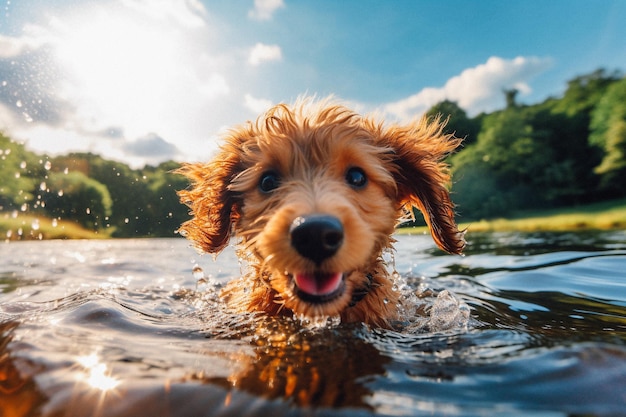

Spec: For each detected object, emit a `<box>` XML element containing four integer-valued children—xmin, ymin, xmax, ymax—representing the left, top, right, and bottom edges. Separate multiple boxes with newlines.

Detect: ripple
<box><xmin>1</xmin><ymin>233</ymin><xmax>626</xmax><ymax>416</ymax></box>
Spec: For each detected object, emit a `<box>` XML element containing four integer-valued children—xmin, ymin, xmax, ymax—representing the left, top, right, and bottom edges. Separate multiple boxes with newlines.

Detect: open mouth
<box><xmin>292</xmin><ymin>271</ymin><xmax>345</xmax><ymax>304</ymax></box>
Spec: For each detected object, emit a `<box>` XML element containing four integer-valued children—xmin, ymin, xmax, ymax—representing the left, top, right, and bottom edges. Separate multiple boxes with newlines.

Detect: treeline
<box><xmin>428</xmin><ymin>68</ymin><xmax>626</xmax><ymax>220</ymax></box>
<box><xmin>0</xmin><ymin>143</ymin><xmax>189</xmax><ymax>237</ymax></box>
<box><xmin>1</xmin><ymin>68</ymin><xmax>625</xmax><ymax>237</ymax></box>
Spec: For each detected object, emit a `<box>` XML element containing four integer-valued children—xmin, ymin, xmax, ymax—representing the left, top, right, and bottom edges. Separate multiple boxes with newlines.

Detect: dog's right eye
<box><xmin>259</xmin><ymin>171</ymin><xmax>281</xmax><ymax>193</ymax></box>
<box><xmin>345</xmin><ymin>167</ymin><xmax>367</xmax><ymax>189</ymax></box>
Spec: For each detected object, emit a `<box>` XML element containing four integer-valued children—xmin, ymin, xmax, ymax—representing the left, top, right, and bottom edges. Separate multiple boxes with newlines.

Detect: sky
<box><xmin>0</xmin><ymin>0</ymin><xmax>625</xmax><ymax>168</ymax></box>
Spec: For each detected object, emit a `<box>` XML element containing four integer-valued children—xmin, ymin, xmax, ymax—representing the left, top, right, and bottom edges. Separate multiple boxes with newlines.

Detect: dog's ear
<box><xmin>176</xmin><ymin>146</ymin><xmax>242</xmax><ymax>254</ymax></box>
<box><xmin>382</xmin><ymin>116</ymin><xmax>465</xmax><ymax>254</ymax></box>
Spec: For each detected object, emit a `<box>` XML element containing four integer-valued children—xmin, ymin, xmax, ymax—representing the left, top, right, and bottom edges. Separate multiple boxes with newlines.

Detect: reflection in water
<box><xmin>0</xmin><ymin>232</ymin><xmax>624</xmax><ymax>416</ymax></box>
<box><xmin>76</xmin><ymin>353</ymin><xmax>120</xmax><ymax>392</ymax></box>
<box><xmin>0</xmin><ymin>321</ymin><xmax>48</xmax><ymax>417</ymax></box>
<box><xmin>201</xmin><ymin>320</ymin><xmax>389</xmax><ymax>409</ymax></box>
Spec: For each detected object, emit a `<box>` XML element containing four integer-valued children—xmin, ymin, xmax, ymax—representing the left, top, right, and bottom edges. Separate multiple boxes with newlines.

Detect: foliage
<box><xmin>42</xmin><ymin>171</ymin><xmax>112</xmax><ymax>231</ymax></box>
<box><xmin>441</xmin><ymin>68</ymin><xmax>624</xmax><ymax>221</ymax></box>
<box><xmin>49</xmin><ymin>154</ymin><xmax>190</xmax><ymax>237</ymax></box>
<box><xmin>425</xmin><ymin>100</ymin><xmax>481</xmax><ymax>146</ymax></box>
<box><xmin>589</xmin><ymin>77</ymin><xmax>626</xmax><ymax>196</ymax></box>
<box><xmin>0</xmin><ymin>133</ymin><xmax>45</xmax><ymax>211</ymax></box>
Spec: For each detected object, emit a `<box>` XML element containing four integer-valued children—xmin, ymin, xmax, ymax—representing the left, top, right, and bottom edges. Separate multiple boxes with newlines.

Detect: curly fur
<box><xmin>177</xmin><ymin>97</ymin><xmax>465</xmax><ymax>328</ymax></box>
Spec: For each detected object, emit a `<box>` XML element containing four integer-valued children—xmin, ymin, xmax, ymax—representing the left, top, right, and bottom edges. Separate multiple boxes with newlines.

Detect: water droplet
<box><xmin>39</xmin><ymin>182</ymin><xmax>47</xmax><ymax>191</ymax></box>
<box><xmin>20</xmin><ymin>203</ymin><xmax>27</xmax><ymax>212</ymax></box>
<box><xmin>31</xmin><ymin>219</ymin><xmax>40</xmax><ymax>231</ymax></box>
<box><xmin>124</xmin><ymin>218</ymin><xmax>129</xmax><ymax>224</ymax></box>
<box><xmin>86</xmin><ymin>207</ymin><xmax>91</xmax><ymax>215</ymax></box>
<box><xmin>19</xmin><ymin>161</ymin><xmax>26</xmax><ymax>169</ymax></box>
<box><xmin>192</xmin><ymin>265</ymin><xmax>205</xmax><ymax>280</ymax></box>
<box><xmin>15</xmin><ymin>99</ymin><xmax>22</xmax><ymax>108</ymax></box>
<box><xmin>63</xmin><ymin>167</ymin><xmax>69</xmax><ymax>174</ymax></box>
<box><xmin>57</xmin><ymin>190</ymin><xmax>64</xmax><ymax>197</ymax></box>
<box><xmin>14</xmin><ymin>172</ymin><xmax>20</xmax><ymax>178</ymax></box>
<box><xmin>44</xmin><ymin>160</ymin><xmax>52</xmax><ymax>170</ymax></box>
<box><xmin>52</xmin><ymin>218</ymin><xmax>58</xmax><ymax>227</ymax></box>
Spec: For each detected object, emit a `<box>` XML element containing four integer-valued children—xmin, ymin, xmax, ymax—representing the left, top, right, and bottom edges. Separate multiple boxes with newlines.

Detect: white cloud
<box><xmin>120</xmin><ymin>0</ymin><xmax>209</xmax><ymax>28</ymax></box>
<box><xmin>248</xmin><ymin>0</ymin><xmax>285</xmax><ymax>20</ymax></box>
<box><xmin>244</xmin><ymin>94</ymin><xmax>273</xmax><ymax>114</ymax></box>
<box><xmin>0</xmin><ymin>33</ymin><xmax>44</xmax><ymax>58</ymax></box>
<box><xmin>248</xmin><ymin>43</ymin><xmax>282</xmax><ymax>66</ymax></box>
<box><xmin>384</xmin><ymin>56</ymin><xmax>553</xmax><ymax>120</ymax></box>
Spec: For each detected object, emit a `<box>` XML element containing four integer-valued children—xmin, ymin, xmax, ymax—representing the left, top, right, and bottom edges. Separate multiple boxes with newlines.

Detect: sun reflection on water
<box><xmin>76</xmin><ymin>353</ymin><xmax>120</xmax><ymax>392</ymax></box>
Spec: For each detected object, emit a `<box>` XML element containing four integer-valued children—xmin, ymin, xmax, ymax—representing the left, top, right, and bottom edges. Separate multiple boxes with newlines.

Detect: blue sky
<box><xmin>0</xmin><ymin>0</ymin><xmax>625</xmax><ymax>167</ymax></box>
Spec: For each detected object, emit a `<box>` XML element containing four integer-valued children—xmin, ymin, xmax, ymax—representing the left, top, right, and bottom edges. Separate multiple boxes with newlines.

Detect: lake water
<box><xmin>1</xmin><ymin>231</ymin><xmax>626</xmax><ymax>416</ymax></box>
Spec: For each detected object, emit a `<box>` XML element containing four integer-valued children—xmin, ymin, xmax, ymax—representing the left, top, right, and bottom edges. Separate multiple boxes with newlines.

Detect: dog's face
<box><xmin>178</xmin><ymin>99</ymin><xmax>464</xmax><ymax>320</ymax></box>
<box><xmin>228</xmin><ymin>120</ymin><xmax>399</xmax><ymax>318</ymax></box>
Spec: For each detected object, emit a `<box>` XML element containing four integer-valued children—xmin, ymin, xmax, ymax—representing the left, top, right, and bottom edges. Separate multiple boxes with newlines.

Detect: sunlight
<box><xmin>76</xmin><ymin>353</ymin><xmax>120</xmax><ymax>392</ymax></box>
<box><xmin>50</xmin><ymin>4</ymin><xmax>194</xmax><ymax>134</ymax></box>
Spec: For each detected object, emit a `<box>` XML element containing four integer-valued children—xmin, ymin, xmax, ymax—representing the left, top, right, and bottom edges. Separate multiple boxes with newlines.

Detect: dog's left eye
<box><xmin>345</xmin><ymin>167</ymin><xmax>367</xmax><ymax>189</ymax></box>
<box><xmin>259</xmin><ymin>171</ymin><xmax>281</xmax><ymax>193</ymax></box>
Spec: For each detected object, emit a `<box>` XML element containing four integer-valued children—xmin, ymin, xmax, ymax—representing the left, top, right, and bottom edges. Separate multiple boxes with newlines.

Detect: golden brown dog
<box><xmin>177</xmin><ymin>97</ymin><xmax>465</xmax><ymax>328</ymax></box>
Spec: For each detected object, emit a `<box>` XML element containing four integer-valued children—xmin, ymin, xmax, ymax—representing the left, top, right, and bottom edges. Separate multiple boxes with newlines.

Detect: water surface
<box><xmin>1</xmin><ymin>231</ymin><xmax>626</xmax><ymax>416</ymax></box>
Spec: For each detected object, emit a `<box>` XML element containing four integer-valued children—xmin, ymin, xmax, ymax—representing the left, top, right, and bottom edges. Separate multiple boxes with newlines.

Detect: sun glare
<box><xmin>76</xmin><ymin>353</ymin><xmax>120</xmax><ymax>392</ymax></box>
<box><xmin>51</xmin><ymin>4</ymin><xmax>189</xmax><ymax>132</ymax></box>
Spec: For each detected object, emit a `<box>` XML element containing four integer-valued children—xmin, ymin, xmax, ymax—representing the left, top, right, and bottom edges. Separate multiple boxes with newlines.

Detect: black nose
<box><xmin>289</xmin><ymin>215</ymin><xmax>344</xmax><ymax>264</ymax></box>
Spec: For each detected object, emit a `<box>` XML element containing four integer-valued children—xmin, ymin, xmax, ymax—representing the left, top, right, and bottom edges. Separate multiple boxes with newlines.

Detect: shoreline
<box><xmin>3</xmin><ymin>198</ymin><xmax>626</xmax><ymax>240</ymax></box>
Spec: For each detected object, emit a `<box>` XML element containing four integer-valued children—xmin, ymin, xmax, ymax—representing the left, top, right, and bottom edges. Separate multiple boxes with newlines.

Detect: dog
<box><xmin>177</xmin><ymin>97</ymin><xmax>465</xmax><ymax>328</ymax></box>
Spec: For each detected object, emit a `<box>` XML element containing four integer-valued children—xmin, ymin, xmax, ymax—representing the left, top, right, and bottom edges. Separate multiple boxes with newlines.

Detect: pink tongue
<box><xmin>294</xmin><ymin>272</ymin><xmax>343</xmax><ymax>296</ymax></box>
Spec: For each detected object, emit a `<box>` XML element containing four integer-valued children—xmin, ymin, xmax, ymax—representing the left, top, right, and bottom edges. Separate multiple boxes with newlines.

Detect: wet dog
<box><xmin>177</xmin><ymin>98</ymin><xmax>465</xmax><ymax>328</ymax></box>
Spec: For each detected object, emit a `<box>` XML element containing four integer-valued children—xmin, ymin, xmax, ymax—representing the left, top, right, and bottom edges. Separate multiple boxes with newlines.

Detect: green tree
<box><xmin>50</xmin><ymin>154</ymin><xmax>190</xmax><ymax>237</ymax></box>
<box><xmin>503</xmin><ymin>88</ymin><xmax>519</xmax><ymax>109</ymax></box>
<box><xmin>54</xmin><ymin>153</ymin><xmax>153</xmax><ymax>236</ymax></box>
<box><xmin>425</xmin><ymin>100</ymin><xmax>481</xmax><ymax>146</ymax></box>
<box><xmin>140</xmin><ymin>161</ymin><xmax>190</xmax><ymax>237</ymax></box>
<box><xmin>0</xmin><ymin>133</ymin><xmax>46</xmax><ymax>211</ymax></box>
<box><xmin>589</xmin><ymin>77</ymin><xmax>626</xmax><ymax>196</ymax></box>
<box><xmin>451</xmin><ymin>109</ymin><xmax>547</xmax><ymax>218</ymax></box>
<box><xmin>552</xmin><ymin>69</ymin><xmax>621</xmax><ymax>117</ymax></box>
<box><xmin>526</xmin><ymin>101</ymin><xmax>599</xmax><ymax>203</ymax></box>
<box><xmin>43</xmin><ymin>171</ymin><xmax>112</xmax><ymax>230</ymax></box>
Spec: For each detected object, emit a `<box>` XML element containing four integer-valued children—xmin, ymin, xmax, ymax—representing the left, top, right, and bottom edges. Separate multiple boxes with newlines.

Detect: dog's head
<box><xmin>178</xmin><ymin>98</ymin><xmax>464</xmax><ymax>319</ymax></box>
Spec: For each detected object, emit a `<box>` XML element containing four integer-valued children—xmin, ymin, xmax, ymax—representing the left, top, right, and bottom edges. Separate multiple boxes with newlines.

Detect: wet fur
<box><xmin>177</xmin><ymin>98</ymin><xmax>465</xmax><ymax>328</ymax></box>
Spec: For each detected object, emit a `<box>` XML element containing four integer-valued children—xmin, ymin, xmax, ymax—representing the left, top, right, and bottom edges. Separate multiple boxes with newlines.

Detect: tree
<box><xmin>589</xmin><ymin>77</ymin><xmax>626</xmax><ymax>196</ymax></box>
<box><xmin>425</xmin><ymin>100</ymin><xmax>481</xmax><ymax>146</ymax></box>
<box><xmin>140</xmin><ymin>161</ymin><xmax>190</xmax><ymax>237</ymax></box>
<box><xmin>553</xmin><ymin>69</ymin><xmax>621</xmax><ymax>117</ymax></box>
<box><xmin>0</xmin><ymin>133</ymin><xmax>46</xmax><ymax>211</ymax></box>
<box><xmin>503</xmin><ymin>88</ymin><xmax>519</xmax><ymax>109</ymax></box>
<box><xmin>43</xmin><ymin>171</ymin><xmax>112</xmax><ymax>230</ymax></box>
<box><xmin>451</xmin><ymin>109</ymin><xmax>546</xmax><ymax>218</ymax></box>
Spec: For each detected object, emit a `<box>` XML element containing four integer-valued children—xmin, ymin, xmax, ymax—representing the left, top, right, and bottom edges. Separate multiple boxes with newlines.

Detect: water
<box><xmin>1</xmin><ymin>231</ymin><xmax>626</xmax><ymax>416</ymax></box>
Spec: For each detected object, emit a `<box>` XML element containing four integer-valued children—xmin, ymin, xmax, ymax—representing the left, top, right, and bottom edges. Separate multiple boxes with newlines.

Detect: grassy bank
<box><xmin>3</xmin><ymin>198</ymin><xmax>625</xmax><ymax>240</ymax></box>
<box><xmin>399</xmin><ymin>198</ymin><xmax>626</xmax><ymax>234</ymax></box>
<box><xmin>0</xmin><ymin>213</ymin><xmax>109</xmax><ymax>240</ymax></box>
